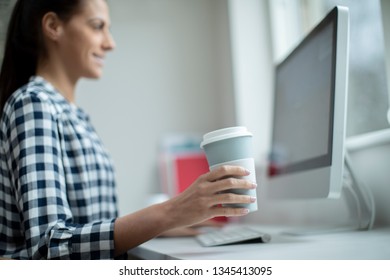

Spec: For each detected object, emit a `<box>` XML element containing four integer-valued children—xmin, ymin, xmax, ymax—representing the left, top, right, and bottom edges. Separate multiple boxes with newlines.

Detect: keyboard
<box><xmin>196</xmin><ymin>226</ymin><xmax>271</xmax><ymax>247</ymax></box>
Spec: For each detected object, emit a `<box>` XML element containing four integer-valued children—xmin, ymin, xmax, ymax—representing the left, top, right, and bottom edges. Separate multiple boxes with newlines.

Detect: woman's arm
<box><xmin>114</xmin><ymin>166</ymin><xmax>256</xmax><ymax>256</ymax></box>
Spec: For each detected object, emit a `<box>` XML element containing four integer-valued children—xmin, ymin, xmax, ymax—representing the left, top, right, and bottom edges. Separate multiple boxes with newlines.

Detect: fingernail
<box><xmin>250</xmin><ymin>196</ymin><xmax>257</xmax><ymax>202</ymax></box>
<box><xmin>251</xmin><ymin>182</ymin><xmax>257</xmax><ymax>189</ymax></box>
<box><xmin>241</xmin><ymin>208</ymin><xmax>250</xmax><ymax>214</ymax></box>
<box><xmin>244</xmin><ymin>169</ymin><xmax>251</xmax><ymax>175</ymax></box>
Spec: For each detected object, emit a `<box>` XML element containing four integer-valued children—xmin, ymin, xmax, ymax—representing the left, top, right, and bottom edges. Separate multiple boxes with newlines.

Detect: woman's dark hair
<box><xmin>0</xmin><ymin>0</ymin><xmax>84</xmax><ymax>112</ymax></box>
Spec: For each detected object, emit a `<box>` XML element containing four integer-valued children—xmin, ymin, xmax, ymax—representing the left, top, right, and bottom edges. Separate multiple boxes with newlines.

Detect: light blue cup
<box><xmin>200</xmin><ymin>127</ymin><xmax>254</xmax><ymax>166</ymax></box>
<box><xmin>200</xmin><ymin>126</ymin><xmax>257</xmax><ymax>212</ymax></box>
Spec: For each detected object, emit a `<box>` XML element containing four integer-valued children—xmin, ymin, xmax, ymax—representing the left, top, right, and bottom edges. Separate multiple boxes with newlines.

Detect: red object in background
<box><xmin>174</xmin><ymin>153</ymin><xmax>209</xmax><ymax>194</ymax></box>
<box><xmin>173</xmin><ymin>153</ymin><xmax>228</xmax><ymax>223</ymax></box>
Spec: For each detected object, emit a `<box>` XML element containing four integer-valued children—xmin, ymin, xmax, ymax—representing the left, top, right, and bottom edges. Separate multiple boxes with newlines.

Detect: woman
<box><xmin>0</xmin><ymin>0</ymin><xmax>256</xmax><ymax>259</ymax></box>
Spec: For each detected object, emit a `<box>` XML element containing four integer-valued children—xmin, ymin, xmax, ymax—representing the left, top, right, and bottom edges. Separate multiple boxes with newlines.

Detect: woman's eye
<box><xmin>94</xmin><ymin>24</ymin><xmax>104</xmax><ymax>30</ymax></box>
<box><xmin>91</xmin><ymin>21</ymin><xmax>104</xmax><ymax>30</ymax></box>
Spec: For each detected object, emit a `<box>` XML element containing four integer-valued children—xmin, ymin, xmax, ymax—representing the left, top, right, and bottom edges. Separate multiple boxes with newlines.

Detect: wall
<box><xmin>228</xmin><ymin>0</ymin><xmax>274</xmax><ymax>164</ymax></box>
<box><xmin>76</xmin><ymin>0</ymin><xmax>235</xmax><ymax>215</ymax></box>
<box><xmin>0</xmin><ymin>0</ymin><xmax>17</xmax><ymax>62</ymax></box>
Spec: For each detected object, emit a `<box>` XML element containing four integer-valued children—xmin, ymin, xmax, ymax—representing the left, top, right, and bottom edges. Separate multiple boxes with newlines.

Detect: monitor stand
<box><xmin>279</xmin><ymin>150</ymin><xmax>375</xmax><ymax>236</ymax></box>
<box><xmin>343</xmin><ymin>151</ymin><xmax>375</xmax><ymax>230</ymax></box>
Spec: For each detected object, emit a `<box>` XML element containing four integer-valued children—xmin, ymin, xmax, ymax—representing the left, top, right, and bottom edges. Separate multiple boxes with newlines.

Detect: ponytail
<box><xmin>0</xmin><ymin>0</ymin><xmax>84</xmax><ymax>113</ymax></box>
<box><xmin>0</xmin><ymin>0</ymin><xmax>38</xmax><ymax>112</ymax></box>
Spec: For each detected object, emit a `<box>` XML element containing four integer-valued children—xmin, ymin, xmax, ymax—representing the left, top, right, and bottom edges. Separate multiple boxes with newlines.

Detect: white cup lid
<box><xmin>200</xmin><ymin>126</ymin><xmax>252</xmax><ymax>148</ymax></box>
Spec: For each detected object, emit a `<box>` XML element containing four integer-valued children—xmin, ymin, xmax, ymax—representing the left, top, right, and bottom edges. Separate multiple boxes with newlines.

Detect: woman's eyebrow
<box><xmin>87</xmin><ymin>17</ymin><xmax>111</xmax><ymax>28</ymax></box>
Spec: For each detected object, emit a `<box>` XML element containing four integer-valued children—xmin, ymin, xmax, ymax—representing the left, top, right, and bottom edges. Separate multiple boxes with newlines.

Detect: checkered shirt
<box><xmin>0</xmin><ymin>76</ymin><xmax>119</xmax><ymax>259</ymax></box>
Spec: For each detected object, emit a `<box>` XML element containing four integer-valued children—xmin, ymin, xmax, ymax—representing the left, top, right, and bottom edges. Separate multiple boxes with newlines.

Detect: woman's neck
<box><xmin>36</xmin><ymin>59</ymin><xmax>78</xmax><ymax>104</ymax></box>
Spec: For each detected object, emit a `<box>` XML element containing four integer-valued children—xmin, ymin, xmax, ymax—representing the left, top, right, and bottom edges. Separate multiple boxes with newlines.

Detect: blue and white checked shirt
<box><xmin>0</xmin><ymin>76</ymin><xmax>119</xmax><ymax>259</ymax></box>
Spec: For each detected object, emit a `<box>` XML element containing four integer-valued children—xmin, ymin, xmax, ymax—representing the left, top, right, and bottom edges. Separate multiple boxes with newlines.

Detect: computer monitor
<box><xmin>266</xmin><ymin>6</ymin><xmax>349</xmax><ymax>199</ymax></box>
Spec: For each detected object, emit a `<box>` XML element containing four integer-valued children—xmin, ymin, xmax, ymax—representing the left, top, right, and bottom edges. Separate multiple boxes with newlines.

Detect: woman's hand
<box><xmin>113</xmin><ymin>165</ymin><xmax>256</xmax><ymax>256</ymax></box>
<box><xmin>161</xmin><ymin>165</ymin><xmax>257</xmax><ymax>230</ymax></box>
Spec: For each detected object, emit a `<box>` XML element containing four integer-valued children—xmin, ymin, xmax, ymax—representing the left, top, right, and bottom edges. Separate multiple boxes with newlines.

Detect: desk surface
<box><xmin>128</xmin><ymin>225</ymin><xmax>390</xmax><ymax>260</ymax></box>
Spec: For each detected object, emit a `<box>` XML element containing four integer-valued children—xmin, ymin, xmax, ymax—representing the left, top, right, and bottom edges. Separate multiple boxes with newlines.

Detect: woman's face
<box><xmin>57</xmin><ymin>0</ymin><xmax>115</xmax><ymax>80</ymax></box>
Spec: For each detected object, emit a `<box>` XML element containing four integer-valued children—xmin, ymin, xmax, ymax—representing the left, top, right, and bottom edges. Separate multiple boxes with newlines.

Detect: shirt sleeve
<box><xmin>6</xmin><ymin>93</ymin><xmax>116</xmax><ymax>259</ymax></box>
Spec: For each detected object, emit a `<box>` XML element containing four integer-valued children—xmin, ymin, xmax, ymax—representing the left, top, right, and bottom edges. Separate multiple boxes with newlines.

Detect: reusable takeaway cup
<box><xmin>200</xmin><ymin>126</ymin><xmax>258</xmax><ymax>212</ymax></box>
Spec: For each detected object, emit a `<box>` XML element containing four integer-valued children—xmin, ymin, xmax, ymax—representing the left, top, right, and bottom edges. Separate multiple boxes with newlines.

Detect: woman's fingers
<box><xmin>214</xmin><ymin>192</ymin><xmax>256</xmax><ymax>206</ymax></box>
<box><xmin>211</xmin><ymin>206</ymin><xmax>250</xmax><ymax>217</ymax></box>
<box><xmin>199</xmin><ymin>165</ymin><xmax>256</xmax><ymax>195</ymax></box>
<box><xmin>209</xmin><ymin>177</ymin><xmax>256</xmax><ymax>194</ymax></box>
<box><xmin>205</xmin><ymin>165</ymin><xmax>250</xmax><ymax>182</ymax></box>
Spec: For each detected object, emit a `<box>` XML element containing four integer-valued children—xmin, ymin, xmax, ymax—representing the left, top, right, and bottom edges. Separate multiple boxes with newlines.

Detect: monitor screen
<box><xmin>266</xmin><ymin>6</ymin><xmax>349</xmax><ymax>199</ymax></box>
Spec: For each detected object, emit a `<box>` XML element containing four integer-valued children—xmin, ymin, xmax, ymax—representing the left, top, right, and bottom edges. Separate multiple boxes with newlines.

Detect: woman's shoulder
<box><xmin>4</xmin><ymin>76</ymin><xmax>71</xmax><ymax>119</ymax></box>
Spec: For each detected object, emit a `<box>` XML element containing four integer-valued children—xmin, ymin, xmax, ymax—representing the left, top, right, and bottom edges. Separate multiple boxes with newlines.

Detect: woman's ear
<box><xmin>41</xmin><ymin>12</ymin><xmax>63</xmax><ymax>41</ymax></box>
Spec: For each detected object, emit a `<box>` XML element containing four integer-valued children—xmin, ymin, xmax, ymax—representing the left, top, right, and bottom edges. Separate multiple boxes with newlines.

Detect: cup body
<box><xmin>200</xmin><ymin>127</ymin><xmax>257</xmax><ymax>212</ymax></box>
<box><xmin>210</xmin><ymin>158</ymin><xmax>258</xmax><ymax>212</ymax></box>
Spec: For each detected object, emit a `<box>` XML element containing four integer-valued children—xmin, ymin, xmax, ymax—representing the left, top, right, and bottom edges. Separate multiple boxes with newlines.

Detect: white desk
<box><xmin>128</xmin><ymin>225</ymin><xmax>390</xmax><ymax>260</ymax></box>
